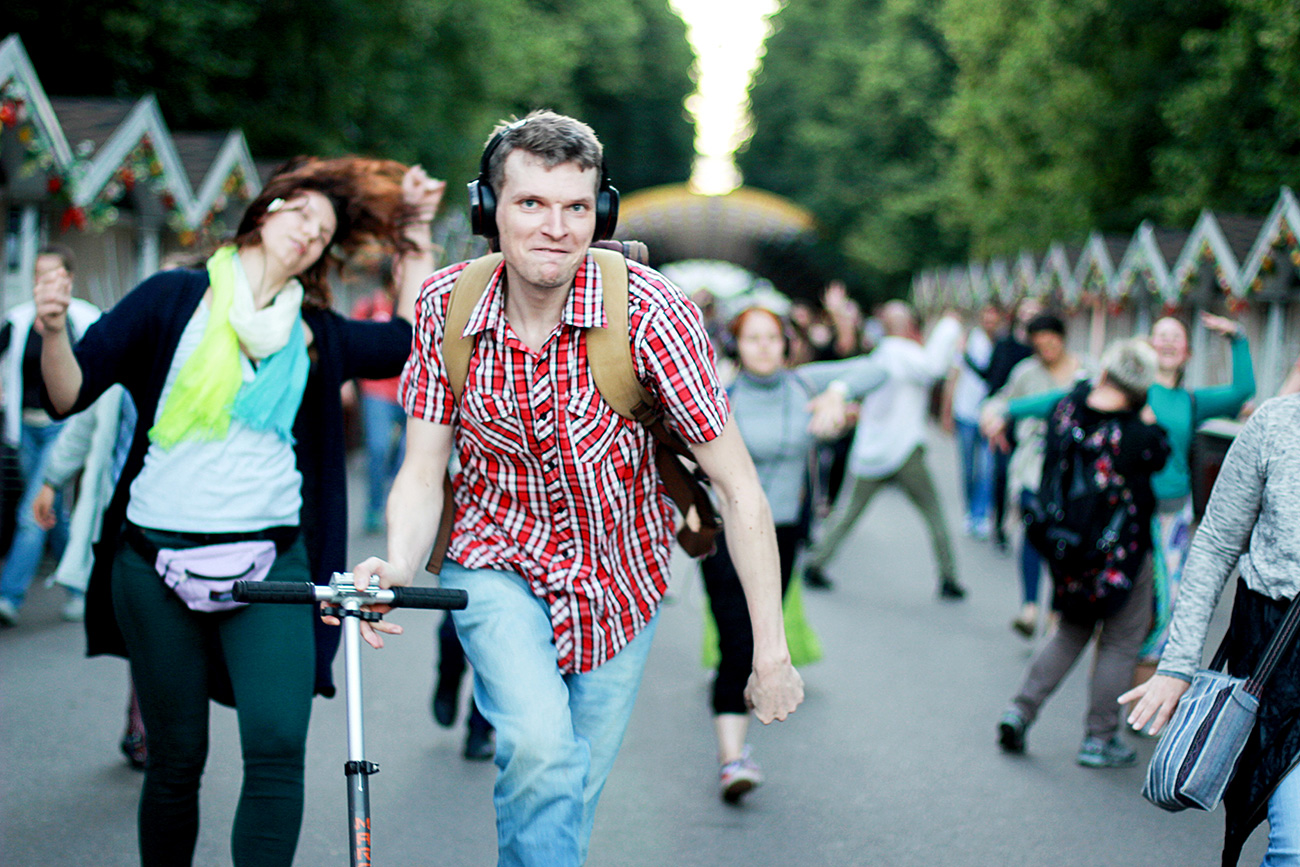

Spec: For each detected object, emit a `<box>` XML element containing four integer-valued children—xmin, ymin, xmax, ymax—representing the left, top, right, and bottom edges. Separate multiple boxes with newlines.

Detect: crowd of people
<box><xmin>2</xmin><ymin>104</ymin><xmax>1298</xmax><ymax>866</ymax></box>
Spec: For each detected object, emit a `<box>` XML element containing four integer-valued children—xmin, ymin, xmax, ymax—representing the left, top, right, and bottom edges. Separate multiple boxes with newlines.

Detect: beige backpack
<box><xmin>425</xmin><ymin>245</ymin><xmax>721</xmax><ymax>574</ymax></box>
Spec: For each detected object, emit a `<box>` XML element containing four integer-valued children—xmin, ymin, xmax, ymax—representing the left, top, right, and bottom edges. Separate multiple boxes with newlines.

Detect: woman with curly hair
<box><xmin>36</xmin><ymin>156</ymin><xmax>444</xmax><ymax>867</ymax></box>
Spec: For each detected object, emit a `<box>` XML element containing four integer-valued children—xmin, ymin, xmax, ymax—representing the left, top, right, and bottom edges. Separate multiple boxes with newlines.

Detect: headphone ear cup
<box><xmin>468</xmin><ymin>178</ymin><xmax>497</xmax><ymax>238</ymax></box>
<box><xmin>594</xmin><ymin>184</ymin><xmax>619</xmax><ymax>241</ymax></box>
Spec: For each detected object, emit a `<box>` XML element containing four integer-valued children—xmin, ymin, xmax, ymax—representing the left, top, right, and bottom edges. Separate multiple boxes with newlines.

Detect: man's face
<box><xmin>496</xmin><ymin>149</ymin><xmax>598</xmax><ymax>296</ymax></box>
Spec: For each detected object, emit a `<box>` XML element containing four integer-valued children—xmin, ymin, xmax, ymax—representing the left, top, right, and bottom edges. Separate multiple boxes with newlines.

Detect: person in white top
<box><xmin>803</xmin><ymin>301</ymin><xmax>966</xmax><ymax>599</ymax></box>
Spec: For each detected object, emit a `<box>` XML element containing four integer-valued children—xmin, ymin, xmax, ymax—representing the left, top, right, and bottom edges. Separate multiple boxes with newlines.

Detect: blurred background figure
<box><xmin>802</xmin><ymin>302</ymin><xmax>966</xmax><ymax>600</ymax></box>
<box><xmin>700</xmin><ymin>306</ymin><xmax>822</xmax><ymax>804</ymax></box>
<box><xmin>0</xmin><ymin>246</ymin><xmax>101</xmax><ymax>625</ymax></box>
<box><xmin>944</xmin><ymin>303</ymin><xmax>1003</xmax><ymax>540</ymax></box>
<box><xmin>351</xmin><ymin>256</ymin><xmax>412</xmax><ymax>534</ymax></box>
<box><xmin>997</xmin><ymin>339</ymin><xmax>1167</xmax><ymax>769</ymax></box>
<box><xmin>981</xmin><ymin>312</ymin><xmax>1090</xmax><ymax>638</ymax></box>
<box><xmin>967</xmin><ymin>298</ymin><xmax>1040</xmax><ymax>551</ymax></box>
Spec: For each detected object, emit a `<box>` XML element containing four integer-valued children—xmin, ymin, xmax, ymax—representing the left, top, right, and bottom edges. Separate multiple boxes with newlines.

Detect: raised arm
<box><xmin>1192</xmin><ymin>315</ymin><xmax>1254</xmax><ymax>421</ymax></box>
<box><xmin>34</xmin><ymin>260</ymin><xmax>83</xmax><ymax>413</ymax></box>
<box><xmin>692</xmin><ymin>419</ymin><xmax>804</xmax><ymax>723</ymax></box>
<box><xmin>393</xmin><ymin>165</ymin><xmax>446</xmax><ymax>324</ymax></box>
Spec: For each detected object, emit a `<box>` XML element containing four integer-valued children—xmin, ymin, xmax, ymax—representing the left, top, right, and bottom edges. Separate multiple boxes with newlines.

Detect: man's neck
<box><xmin>502</xmin><ymin>272</ymin><xmax>572</xmax><ymax>354</ymax></box>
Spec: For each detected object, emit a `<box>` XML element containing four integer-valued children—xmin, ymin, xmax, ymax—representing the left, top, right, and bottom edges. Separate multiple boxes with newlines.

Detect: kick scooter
<box><xmin>233</xmin><ymin>574</ymin><xmax>467</xmax><ymax>867</ymax></box>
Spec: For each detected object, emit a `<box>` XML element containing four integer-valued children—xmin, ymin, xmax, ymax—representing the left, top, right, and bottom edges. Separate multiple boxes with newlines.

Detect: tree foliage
<box><xmin>739</xmin><ymin>0</ymin><xmax>962</xmax><ymax>302</ymax></box>
<box><xmin>742</xmin><ymin>0</ymin><xmax>1300</xmax><ymax>289</ymax></box>
<box><xmin>2</xmin><ymin>0</ymin><xmax>696</xmax><ymax>193</ymax></box>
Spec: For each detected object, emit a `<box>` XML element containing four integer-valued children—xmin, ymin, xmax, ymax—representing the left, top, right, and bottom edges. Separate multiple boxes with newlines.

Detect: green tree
<box><xmin>3</xmin><ymin>0</ymin><xmax>694</xmax><ymax>192</ymax></box>
<box><xmin>938</xmin><ymin>0</ymin><xmax>1225</xmax><ymax>257</ymax></box>
<box><xmin>738</xmin><ymin>0</ymin><xmax>961</xmax><ymax>301</ymax></box>
<box><xmin>1152</xmin><ymin>0</ymin><xmax>1300</xmax><ymax>223</ymax></box>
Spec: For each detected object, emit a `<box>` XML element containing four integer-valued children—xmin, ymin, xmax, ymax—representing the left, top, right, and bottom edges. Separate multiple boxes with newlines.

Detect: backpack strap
<box><xmin>442</xmin><ymin>253</ymin><xmax>504</xmax><ymax>404</ymax></box>
<box><xmin>424</xmin><ymin>249</ymin><xmax>721</xmax><ymax>574</ymax></box>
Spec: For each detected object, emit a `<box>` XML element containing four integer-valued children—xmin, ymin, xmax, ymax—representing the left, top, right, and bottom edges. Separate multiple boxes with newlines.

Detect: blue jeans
<box><xmin>1265</xmin><ymin>764</ymin><xmax>1300</xmax><ymax>866</ymax></box>
<box><xmin>361</xmin><ymin>395</ymin><xmax>405</xmax><ymax>516</ymax></box>
<box><xmin>954</xmin><ymin>419</ymin><xmax>992</xmax><ymax>526</ymax></box>
<box><xmin>439</xmin><ymin>560</ymin><xmax>659</xmax><ymax>867</ymax></box>
<box><xmin>1018</xmin><ymin>489</ymin><xmax>1044</xmax><ymax>606</ymax></box>
<box><xmin>0</xmin><ymin>421</ymin><xmax>69</xmax><ymax>606</ymax></box>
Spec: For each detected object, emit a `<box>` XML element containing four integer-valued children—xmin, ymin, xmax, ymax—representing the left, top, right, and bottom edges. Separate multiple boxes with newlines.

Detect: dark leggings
<box><xmin>112</xmin><ymin>531</ymin><xmax>315</xmax><ymax>867</ymax></box>
<box><xmin>701</xmin><ymin>525</ymin><xmax>801</xmax><ymax>715</ymax></box>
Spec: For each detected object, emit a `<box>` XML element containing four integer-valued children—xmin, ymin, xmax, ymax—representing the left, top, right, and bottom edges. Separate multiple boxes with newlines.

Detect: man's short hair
<box><xmin>485</xmin><ymin>110</ymin><xmax>604</xmax><ymax>196</ymax></box>
<box><xmin>37</xmin><ymin>244</ymin><xmax>75</xmax><ymax>274</ymax></box>
<box><xmin>1026</xmin><ymin>312</ymin><xmax>1066</xmax><ymax>337</ymax></box>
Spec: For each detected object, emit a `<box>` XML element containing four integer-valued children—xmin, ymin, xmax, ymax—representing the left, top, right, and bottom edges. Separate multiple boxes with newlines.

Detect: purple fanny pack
<box><xmin>155</xmin><ymin>541</ymin><xmax>278</xmax><ymax>612</ymax></box>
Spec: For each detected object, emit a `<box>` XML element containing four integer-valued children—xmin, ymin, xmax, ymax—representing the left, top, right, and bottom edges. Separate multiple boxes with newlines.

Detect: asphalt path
<box><xmin>0</xmin><ymin>430</ymin><xmax>1265</xmax><ymax>865</ymax></box>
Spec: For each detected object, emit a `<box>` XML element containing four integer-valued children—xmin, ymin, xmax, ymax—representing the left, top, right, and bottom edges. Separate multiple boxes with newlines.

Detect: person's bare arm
<box><xmin>34</xmin><ymin>264</ymin><xmax>83</xmax><ymax>413</ymax></box>
<box><xmin>341</xmin><ymin>416</ymin><xmax>454</xmax><ymax>648</ymax></box>
<box><xmin>692</xmin><ymin>419</ymin><xmax>804</xmax><ymax>723</ymax></box>
<box><xmin>393</xmin><ymin>166</ymin><xmax>446</xmax><ymax>324</ymax></box>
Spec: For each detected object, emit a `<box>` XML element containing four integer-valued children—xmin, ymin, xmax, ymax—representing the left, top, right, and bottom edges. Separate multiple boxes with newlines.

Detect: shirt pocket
<box><xmin>460</xmin><ymin>390</ymin><xmax>527</xmax><ymax>454</ymax></box>
<box><xmin>566</xmin><ymin>388</ymin><xmax>630</xmax><ymax>464</ymax></box>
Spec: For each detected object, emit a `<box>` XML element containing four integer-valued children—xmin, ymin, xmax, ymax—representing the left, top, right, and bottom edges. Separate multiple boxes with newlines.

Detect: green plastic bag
<box><xmin>702</xmin><ymin>571</ymin><xmax>823</xmax><ymax>669</ymax></box>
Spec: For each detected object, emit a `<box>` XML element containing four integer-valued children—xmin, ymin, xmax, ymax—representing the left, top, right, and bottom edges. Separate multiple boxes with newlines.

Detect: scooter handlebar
<box><xmin>232</xmin><ymin>581</ymin><xmax>319</xmax><ymax>604</ymax></box>
<box><xmin>231</xmin><ymin>579</ymin><xmax>467</xmax><ymax>611</ymax></box>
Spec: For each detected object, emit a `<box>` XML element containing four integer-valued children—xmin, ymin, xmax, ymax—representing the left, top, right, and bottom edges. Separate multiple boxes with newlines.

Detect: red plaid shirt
<box><xmin>399</xmin><ymin>253</ymin><xmax>729</xmax><ymax>673</ymax></box>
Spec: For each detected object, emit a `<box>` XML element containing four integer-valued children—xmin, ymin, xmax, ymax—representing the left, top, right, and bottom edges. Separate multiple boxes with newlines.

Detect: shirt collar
<box><xmin>462</xmin><ymin>252</ymin><xmax>606</xmax><ymax>340</ymax></box>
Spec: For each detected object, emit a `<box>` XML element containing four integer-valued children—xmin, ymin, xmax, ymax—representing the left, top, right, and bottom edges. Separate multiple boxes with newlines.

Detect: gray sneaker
<box><xmin>1077</xmin><ymin>735</ymin><xmax>1137</xmax><ymax>768</ymax></box>
<box><xmin>0</xmin><ymin>598</ymin><xmax>19</xmax><ymax>627</ymax></box>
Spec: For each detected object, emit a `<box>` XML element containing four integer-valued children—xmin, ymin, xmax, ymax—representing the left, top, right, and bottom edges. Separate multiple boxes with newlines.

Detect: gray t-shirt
<box><xmin>1158</xmin><ymin>394</ymin><xmax>1300</xmax><ymax>679</ymax></box>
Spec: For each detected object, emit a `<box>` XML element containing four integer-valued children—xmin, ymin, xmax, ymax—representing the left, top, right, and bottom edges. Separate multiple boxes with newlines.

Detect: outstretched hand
<box><xmin>1118</xmin><ymin>673</ymin><xmax>1190</xmax><ymax>737</ymax></box>
<box><xmin>319</xmin><ymin>555</ymin><xmax>412</xmax><ymax>650</ymax></box>
<box><xmin>807</xmin><ymin>388</ymin><xmax>848</xmax><ymax>439</ymax></box>
<box><xmin>744</xmin><ymin>658</ymin><xmax>804</xmax><ymax>724</ymax></box>
<box><xmin>1199</xmin><ymin>311</ymin><xmax>1241</xmax><ymax>339</ymax></box>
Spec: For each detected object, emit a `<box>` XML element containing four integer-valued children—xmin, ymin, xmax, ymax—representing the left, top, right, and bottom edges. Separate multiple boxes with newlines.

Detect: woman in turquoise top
<box><xmin>1005</xmin><ymin>312</ymin><xmax>1253</xmax><ymax>665</ymax></box>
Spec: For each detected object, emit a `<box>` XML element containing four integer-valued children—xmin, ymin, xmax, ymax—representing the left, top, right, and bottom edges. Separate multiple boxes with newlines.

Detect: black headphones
<box><xmin>467</xmin><ymin>118</ymin><xmax>620</xmax><ymax>241</ymax></box>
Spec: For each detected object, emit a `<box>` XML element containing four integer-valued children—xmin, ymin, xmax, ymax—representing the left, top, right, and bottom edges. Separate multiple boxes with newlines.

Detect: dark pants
<box><xmin>438</xmin><ymin>611</ymin><xmax>492</xmax><ymax>733</ymax></box>
<box><xmin>701</xmin><ymin>524</ymin><xmax>801</xmax><ymax>715</ymax></box>
<box><xmin>1011</xmin><ymin>554</ymin><xmax>1153</xmax><ymax>738</ymax></box>
<box><xmin>113</xmin><ymin>531</ymin><xmax>315</xmax><ymax>867</ymax></box>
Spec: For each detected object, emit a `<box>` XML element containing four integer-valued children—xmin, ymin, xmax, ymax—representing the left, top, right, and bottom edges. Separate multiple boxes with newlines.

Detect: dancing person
<box><xmin>346</xmin><ymin>111</ymin><xmax>803</xmax><ymax>867</ymax></box>
<box><xmin>1121</xmin><ymin>391</ymin><xmax>1300</xmax><ymax>864</ymax></box>
<box><xmin>37</xmin><ymin>157</ymin><xmax>444</xmax><ymax>867</ymax></box>
<box><xmin>0</xmin><ymin>246</ymin><xmax>100</xmax><ymax>624</ymax></box>
<box><xmin>801</xmin><ymin>301</ymin><xmax>966</xmax><ymax>600</ymax></box>
<box><xmin>997</xmin><ymin>339</ymin><xmax>1168</xmax><ymax>767</ymax></box>
<box><xmin>703</xmin><ymin>306</ymin><xmax>830</xmax><ymax>803</ymax></box>
<box><xmin>981</xmin><ymin>312</ymin><xmax>1090</xmax><ymax>637</ymax></box>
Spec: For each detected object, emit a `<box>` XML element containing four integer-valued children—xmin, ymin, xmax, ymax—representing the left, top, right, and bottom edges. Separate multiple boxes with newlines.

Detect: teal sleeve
<box><xmin>1006</xmin><ymin>387</ymin><xmax>1066</xmax><ymax>420</ymax></box>
<box><xmin>1192</xmin><ymin>335</ymin><xmax>1255</xmax><ymax>422</ymax></box>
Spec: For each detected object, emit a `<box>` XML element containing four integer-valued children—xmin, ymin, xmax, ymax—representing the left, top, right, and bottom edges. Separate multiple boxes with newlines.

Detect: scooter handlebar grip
<box><xmin>232</xmin><ymin>581</ymin><xmax>320</xmax><ymax>604</ymax></box>
<box><xmin>389</xmin><ymin>586</ymin><xmax>468</xmax><ymax>610</ymax></box>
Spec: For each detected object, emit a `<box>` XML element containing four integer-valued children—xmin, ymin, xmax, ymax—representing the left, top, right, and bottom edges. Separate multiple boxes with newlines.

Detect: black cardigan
<box><xmin>49</xmin><ymin>267</ymin><xmax>413</xmax><ymax>699</ymax></box>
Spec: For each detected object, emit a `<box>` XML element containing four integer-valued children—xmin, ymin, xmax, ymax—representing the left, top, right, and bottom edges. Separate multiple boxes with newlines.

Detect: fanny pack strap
<box><xmin>123</xmin><ymin>522</ymin><xmax>298</xmax><ymax>563</ymax></box>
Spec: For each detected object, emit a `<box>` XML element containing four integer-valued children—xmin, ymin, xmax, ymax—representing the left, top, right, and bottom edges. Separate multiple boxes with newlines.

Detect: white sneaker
<box><xmin>0</xmin><ymin>598</ymin><xmax>19</xmax><ymax>627</ymax></box>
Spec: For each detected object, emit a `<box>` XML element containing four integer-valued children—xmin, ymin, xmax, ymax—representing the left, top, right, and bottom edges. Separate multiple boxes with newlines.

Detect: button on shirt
<box><xmin>400</xmin><ymin>253</ymin><xmax>729</xmax><ymax>673</ymax></box>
